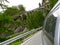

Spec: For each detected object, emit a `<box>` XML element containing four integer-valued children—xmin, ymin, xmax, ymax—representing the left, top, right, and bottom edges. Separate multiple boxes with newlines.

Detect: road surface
<box><xmin>21</xmin><ymin>30</ymin><xmax>43</xmax><ymax>45</ymax></box>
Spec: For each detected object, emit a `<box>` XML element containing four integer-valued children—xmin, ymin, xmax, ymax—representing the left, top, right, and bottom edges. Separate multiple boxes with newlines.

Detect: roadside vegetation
<box><xmin>44</xmin><ymin>0</ymin><xmax>58</xmax><ymax>16</ymax></box>
<box><xmin>26</xmin><ymin>10</ymin><xmax>44</xmax><ymax>30</ymax></box>
<box><xmin>10</xmin><ymin>38</ymin><xmax>23</xmax><ymax>45</ymax></box>
<box><xmin>0</xmin><ymin>5</ymin><xmax>26</xmax><ymax>42</ymax></box>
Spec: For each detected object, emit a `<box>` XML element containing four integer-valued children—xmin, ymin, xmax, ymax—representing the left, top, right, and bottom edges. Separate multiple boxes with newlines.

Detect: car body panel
<box><xmin>43</xmin><ymin>1</ymin><xmax>60</xmax><ymax>45</ymax></box>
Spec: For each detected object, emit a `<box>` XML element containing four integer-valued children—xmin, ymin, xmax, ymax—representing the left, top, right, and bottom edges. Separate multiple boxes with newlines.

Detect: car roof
<box><xmin>53</xmin><ymin>8</ymin><xmax>60</xmax><ymax>17</ymax></box>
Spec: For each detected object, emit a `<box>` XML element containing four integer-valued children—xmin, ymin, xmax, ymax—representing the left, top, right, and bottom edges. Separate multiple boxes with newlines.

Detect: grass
<box><xmin>6</xmin><ymin>30</ymin><xmax>29</xmax><ymax>40</ymax></box>
<box><xmin>0</xmin><ymin>30</ymin><xmax>28</xmax><ymax>43</ymax></box>
<box><xmin>9</xmin><ymin>38</ymin><xmax>23</xmax><ymax>45</ymax></box>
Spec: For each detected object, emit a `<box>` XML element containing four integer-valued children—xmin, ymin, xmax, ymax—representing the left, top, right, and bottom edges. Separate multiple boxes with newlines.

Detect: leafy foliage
<box><xmin>49</xmin><ymin>0</ymin><xmax>58</xmax><ymax>9</ymax></box>
<box><xmin>44</xmin><ymin>0</ymin><xmax>58</xmax><ymax>16</ymax></box>
<box><xmin>3</xmin><ymin>5</ymin><xmax>25</xmax><ymax>16</ymax></box>
<box><xmin>18</xmin><ymin>5</ymin><xmax>25</xmax><ymax>12</ymax></box>
<box><xmin>26</xmin><ymin>10</ymin><xmax>44</xmax><ymax>30</ymax></box>
<box><xmin>0</xmin><ymin>0</ymin><xmax>9</xmax><ymax>9</ymax></box>
<box><xmin>3</xmin><ymin>7</ymin><xmax>19</xmax><ymax>16</ymax></box>
<box><xmin>0</xmin><ymin>5</ymin><xmax>25</xmax><ymax>42</ymax></box>
<box><xmin>0</xmin><ymin>14</ymin><xmax>14</xmax><ymax>34</ymax></box>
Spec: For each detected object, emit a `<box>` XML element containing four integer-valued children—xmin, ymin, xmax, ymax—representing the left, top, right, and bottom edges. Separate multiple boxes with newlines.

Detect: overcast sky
<box><xmin>0</xmin><ymin>0</ymin><xmax>42</xmax><ymax>11</ymax></box>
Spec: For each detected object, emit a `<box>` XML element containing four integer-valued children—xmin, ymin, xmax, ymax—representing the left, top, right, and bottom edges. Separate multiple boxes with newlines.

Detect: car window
<box><xmin>45</xmin><ymin>14</ymin><xmax>57</xmax><ymax>42</ymax></box>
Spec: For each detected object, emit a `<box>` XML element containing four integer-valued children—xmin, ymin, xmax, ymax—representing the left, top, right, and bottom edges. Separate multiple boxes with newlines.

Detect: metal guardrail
<box><xmin>0</xmin><ymin>27</ymin><xmax>42</xmax><ymax>45</ymax></box>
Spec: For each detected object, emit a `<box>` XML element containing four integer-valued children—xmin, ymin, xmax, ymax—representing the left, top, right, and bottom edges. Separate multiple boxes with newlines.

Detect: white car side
<box><xmin>43</xmin><ymin>1</ymin><xmax>60</xmax><ymax>45</ymax></box>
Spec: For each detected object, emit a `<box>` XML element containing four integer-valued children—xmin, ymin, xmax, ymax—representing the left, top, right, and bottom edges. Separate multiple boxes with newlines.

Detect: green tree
<box><xmin>50</xmin><ymin>0</ymin><xmax>58</xmax><ymax>9</ymax></box>
<box><xmin>3</xmin><ymin>5</ymin><xmax>25</xmax><ymax>16</ymax></box>
<box><xmin>0</xmin><ymin>14</ymin><xmax>14</xmax><ymax>42</ymax></box>
<box><xmin>3</xmin><ymin>7</ymin><xmax>19</xmax><ymax>16</ymax></box>
<box><xmin>0</xmin><ymin>3</ymin><xmax>26</xmax><ymax>42</ymax></box>
<box><xmin>26</xmin><ymin>10</ymin><xmax>44</xmax><ymax>30</ymax></box>
<box><xmin>0</xmin><ymin>0</ymin><xmax>9</xmax><ymax>9</ymax></box>
<box><xmin>18</xmin><ymin>5</ymin><xmax>25</xmax><ymax>12</ymax></box>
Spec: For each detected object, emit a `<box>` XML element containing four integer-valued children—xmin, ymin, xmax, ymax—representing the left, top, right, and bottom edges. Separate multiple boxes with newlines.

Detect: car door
<box><xmin>43</xmin><ymin>14</ymin><xmax>57</xmax><ymax>45</ymax></box>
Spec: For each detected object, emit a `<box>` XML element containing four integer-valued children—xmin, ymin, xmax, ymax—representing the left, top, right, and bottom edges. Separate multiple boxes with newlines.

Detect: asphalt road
<box><xmin>21</xmin><ymin>30</ymin><xmax>43</xmax><ymax>45</ymax></box>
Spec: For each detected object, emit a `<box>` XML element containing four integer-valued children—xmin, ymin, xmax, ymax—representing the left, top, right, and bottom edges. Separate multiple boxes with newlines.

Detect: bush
<box><xmin>26</xmin><ymin>10</ymin><xmax>44</xmax><ymax>30</ymax></box>
<box><xmin>0</xmin><ymin>38</ymin><xmax>9</xmax><ymax>42</ymax></box>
